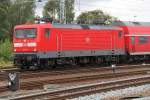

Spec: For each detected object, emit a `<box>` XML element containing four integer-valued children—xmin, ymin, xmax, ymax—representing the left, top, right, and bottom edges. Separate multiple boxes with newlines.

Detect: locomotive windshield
<box><xmin>15</xmin><ymin>28</ymin><xmax>36</xmax><ymax>38</ymax></box>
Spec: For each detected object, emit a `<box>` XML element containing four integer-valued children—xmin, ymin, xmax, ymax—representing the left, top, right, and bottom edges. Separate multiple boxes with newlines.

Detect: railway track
<box><xmin>10</xmin><ymin>76</ymin><xmax>150</xmax><ymax>100</ymax></box>
<box><xmin>0</xmin><ymin>64</ymin><xmax>150</xmax><ymax>98</ymax></box>
<box><xmin>0</xmin><ymin>67</ymin><xmax>18</xmax><ymax>72</ymax></box>
<box><xmin>0</xmin><ymin>67</ymin><xmax>150</xmax><ymax>93</ymax></box>
<box><xmin>0</xmin><ymin>64</ymin><xmax>150</xmax><ymax>81</ymax></box>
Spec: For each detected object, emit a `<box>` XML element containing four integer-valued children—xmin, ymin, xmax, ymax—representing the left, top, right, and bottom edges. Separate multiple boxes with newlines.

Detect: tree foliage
<box><xmin>43</xmin><ymin>0</ymin><xmax>75</xmax><ymax>23</ymax></box>
<box><xmin>77</xmin><ymin>10</ymin><xmax>115</xmax><ymax>25</ymax></box>
<box><xmin>0</xmin><ymin>0</ymin><xmax>35</xmax><ymax>41</ymax></box>
<box><xmin>0</xmin><ymin>39</ymin><xmax>12</xmax><ymax>60</ymax></box>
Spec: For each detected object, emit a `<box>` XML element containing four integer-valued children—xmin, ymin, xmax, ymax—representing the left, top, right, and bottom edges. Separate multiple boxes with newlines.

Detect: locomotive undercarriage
<box><xmin>14</xmin><ymin>53</ymin><xmax>37</xmax><ymax>69</ymax></box>
<box><xmin>127</xmin><ymin>55</ymin><xmax>150</xmax><ymax>64</ymax></box>
<box><xmin>14</xmin><ymin>53</ymin><xmax>150</xmax><ymax>70</ymax></box>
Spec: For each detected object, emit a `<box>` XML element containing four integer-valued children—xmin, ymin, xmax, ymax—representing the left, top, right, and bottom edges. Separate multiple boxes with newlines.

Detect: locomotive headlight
<box><xmin>33</xmin><ymin>48</ymin><xmax>37</xmax><ymax>52</ymax></box>
<box><xmin>27</xmin><ymin>43</ymin><xmax>36</xmax><ymax>47</ymax></box>
<box><xmin>14</xmin><ymin>49</ymin><xmax>16</xmax><ymax>52</ymax></box>
<box><xmin>14</xmin><ymin>43</ymin><xmax>23</xmax><ymax>47</ymax></box>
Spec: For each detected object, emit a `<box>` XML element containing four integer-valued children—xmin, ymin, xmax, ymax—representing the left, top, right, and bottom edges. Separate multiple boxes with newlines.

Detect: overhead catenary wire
<box><xmin>42</xmin><ymin>1</ymin><xmax>148</xmax><ymax>22</ymax></box>
<box><xmin>36</xmin><ymin>0</ymin><xmax>150</xmax><ymax>20</ymax></box>
<box><xmin>36</xmin><ymin>0</ymin><xmax>150</xmax><ymax>12</ymax></box>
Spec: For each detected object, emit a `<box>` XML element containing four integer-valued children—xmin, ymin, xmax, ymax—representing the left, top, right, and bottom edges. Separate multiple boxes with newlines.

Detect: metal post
<box><xmin>134</xmin><ymin>16</ymin><xmax>137</xmax><ymax>22</ymax></box>
<box><xmin>59</xmin><ymin>0</ymin><xmax>65</xmax><ymax>24</ymax></box>
<box><xmin>111</xmin><ymin>64</ymin><xmax>116</xmax><ymax>73</ymax></box>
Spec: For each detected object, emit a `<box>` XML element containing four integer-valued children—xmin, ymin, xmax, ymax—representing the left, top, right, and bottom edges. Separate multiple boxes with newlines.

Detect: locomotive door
<box><xmin>111</xmin><ymin>32</ymin><xmax>116</xmax><ymax>54</ymax></box>
<box><xmin>56</xmin><ymin>33</ymin><xmax>59</xmax><ymax>52</ymax></box>
<box><xmin>131</xmin><ymin>36</ymin><xmax>135</xmax><ymax>53</ymax></box>
<box><xmin>56</xmin><ymin>33</ymin><xmax>63</xmax><ymax>56</ymax></box>
<box><xmin>56</xmin><ymin>33</ymin><xmax>61</xmax><ymax>51</ymax></box>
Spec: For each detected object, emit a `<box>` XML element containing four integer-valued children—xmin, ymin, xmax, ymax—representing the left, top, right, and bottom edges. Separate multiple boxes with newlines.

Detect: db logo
<box><xmin>85</xmin><ymin>37</ymin><xmax>90</xmax><ymax>43</ymax></box>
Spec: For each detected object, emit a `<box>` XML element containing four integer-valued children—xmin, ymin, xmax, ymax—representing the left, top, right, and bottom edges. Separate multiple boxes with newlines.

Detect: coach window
<box><xmin>131</xmin><ymin>36</ymin><xmax>135</xmax><ymax>45</ymax></box>
<box><xmin>45</xmin><ymin>28</ymin><xmax>50</xmax><ymax>38</ymax></box>
<box><xmin>139</xmin><ymin>36</ymin><xmax>148</xmax><ymax>44</ymax></box>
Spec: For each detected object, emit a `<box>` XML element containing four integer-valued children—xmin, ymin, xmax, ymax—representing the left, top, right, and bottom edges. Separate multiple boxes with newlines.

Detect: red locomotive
<box><xmin>13</xmin><ymin>20</ymin><xmax>150</xmax><ymax>69</ymax></box>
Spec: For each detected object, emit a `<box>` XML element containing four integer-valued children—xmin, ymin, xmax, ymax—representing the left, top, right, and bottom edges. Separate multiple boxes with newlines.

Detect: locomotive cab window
<box><xmin>139</xmin><ymin>36</ymin><xmax>148</xmax><ymax>44</ymax></box>
<box><xmin>15</xmin><ymin>28</ymin><xmax>36</xmax><ymax>38</ymax></box>
<box><xmin>45</xmin><ymin>28</ymin><xmax>50</xmax><ymax>38</ymax></box>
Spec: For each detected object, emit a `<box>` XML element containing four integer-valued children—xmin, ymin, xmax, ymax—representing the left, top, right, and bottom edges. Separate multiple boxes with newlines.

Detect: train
<box><xmin>13</xmin><ymin>20</ymin><xmax>150</xmax><ymax>69</ymax></box>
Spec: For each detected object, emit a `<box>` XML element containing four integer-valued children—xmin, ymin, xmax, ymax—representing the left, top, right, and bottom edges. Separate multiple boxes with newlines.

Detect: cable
<box><xmin>74</xmin><ymin>2</ymin><xmax>150</xmax><ymax>12</ymax></box>
<box><xmin>37</xmin><ymin>0</ymin><xmax>150</xmax><ymax>12</ymax></box>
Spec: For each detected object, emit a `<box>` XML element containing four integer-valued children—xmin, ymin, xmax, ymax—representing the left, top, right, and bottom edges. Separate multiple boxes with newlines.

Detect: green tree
<box><xmin>0</xmin><ymin>0</ymin><xmax>11</xmax><ymax>41</ymax></box>
<box><xmin>77</xmin><ymin>10</ymin><xmax>114</xmax><ymax>25</ymax></box>
<box><xmin>43</xmin><ymin>0</ymin><xmax>75</xmax><ymax>23</ymax></box>
<box><xmin>0</xmin><ymin>0</ymin><xmax>35</xmax><ymax>41</ymax></box>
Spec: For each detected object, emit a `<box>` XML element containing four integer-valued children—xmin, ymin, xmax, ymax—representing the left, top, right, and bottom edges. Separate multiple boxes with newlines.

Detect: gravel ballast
<box><xmin>70</xmin><ymin>84</ymin><xmax>150</xmax><ymax>100</ymax></box>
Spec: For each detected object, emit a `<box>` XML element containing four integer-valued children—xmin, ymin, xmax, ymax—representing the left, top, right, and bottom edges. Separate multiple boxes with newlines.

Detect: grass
<box><xmin>0</xmin><ymin>39</ymin><xmax>13</xmax><ymax>68</ymax></box>
<box><xmin>0</xmin><ymin>59</ymin><xmax>12</xmax><ymax>69</ymax></box>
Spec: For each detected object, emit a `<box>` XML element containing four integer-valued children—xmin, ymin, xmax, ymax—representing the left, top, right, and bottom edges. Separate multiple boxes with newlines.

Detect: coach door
<box><xmin>131</xmin><ymin>36</ymin><xmax>135</xmax><ymax>52</ymax></box>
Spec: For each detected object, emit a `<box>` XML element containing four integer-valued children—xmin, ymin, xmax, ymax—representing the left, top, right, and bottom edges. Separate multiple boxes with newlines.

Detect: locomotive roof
<box><xmin>14</xmin><ymin>23</ymin><xmax>52</xmax><ymax>29</ymax></box>
<box><xmin>15</xmin><ymin>23</ymin><xmax>122</xmax><ymax>30</ymax></box>
<box><xmin>112</xmin><ymin>21</ymin><xmax>150</xmax><ymax>26</ymax></box>
<box><xmin>52</xmin><ymin>23</ymin><xmax>121</xmax><ymax>30</ymax></box>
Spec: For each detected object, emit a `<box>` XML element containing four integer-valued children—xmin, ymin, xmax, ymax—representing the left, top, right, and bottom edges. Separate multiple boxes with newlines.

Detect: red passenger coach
<box><xmin>113</xmin><ymin>21</ymin><xmax>150</xmax><ymax>55</ymax></box>
<box><xmin>13</xmin><ymin>22</ymin><xmax>125</xmax><ymax>69</ymax></box>
<box><xmin>126</xmin><ymin>26</ymin><xmax>150</xmax><ymax>55</ymax></box>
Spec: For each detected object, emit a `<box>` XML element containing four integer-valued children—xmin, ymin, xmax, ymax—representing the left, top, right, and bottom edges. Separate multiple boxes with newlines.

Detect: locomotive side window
<box><xmin>139</xmin><ymin>36</ymin><xmax>148</xmax><ymax>44</ymax></box>
<box><xmin>45</xmin><ymin>28</ymin><xmax>50</xmax><ymax>38</ymax></box>
<box><xmin>118</xmin><ymin>31</ymin><xmax>122</xmax><ymax>38</ymax></box>
<box><xmin>15</xmin><ymin>28</ymin><xmax>36</xmax><ymax>38</ymax></box>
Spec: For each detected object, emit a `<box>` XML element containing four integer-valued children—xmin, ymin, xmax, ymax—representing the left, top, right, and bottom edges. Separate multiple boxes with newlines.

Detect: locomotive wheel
<box><xmin>38</xmin><ymin>65</ymin><xmax>44</xmax><ymax>70</ymax></box>
<box><xmin>52</xmin><ymin>65</ymin><xmax>56</xmax><ymax>69</ymax></box>
<box><xmin>20</xmin><ymin>65</ymin><xmax>25</xmax><ymax>70</ymax></box>
<box><xmin>20</xmin><ymin>64</ymin><xmax>29</xmax><ymax>70</ymax></box>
